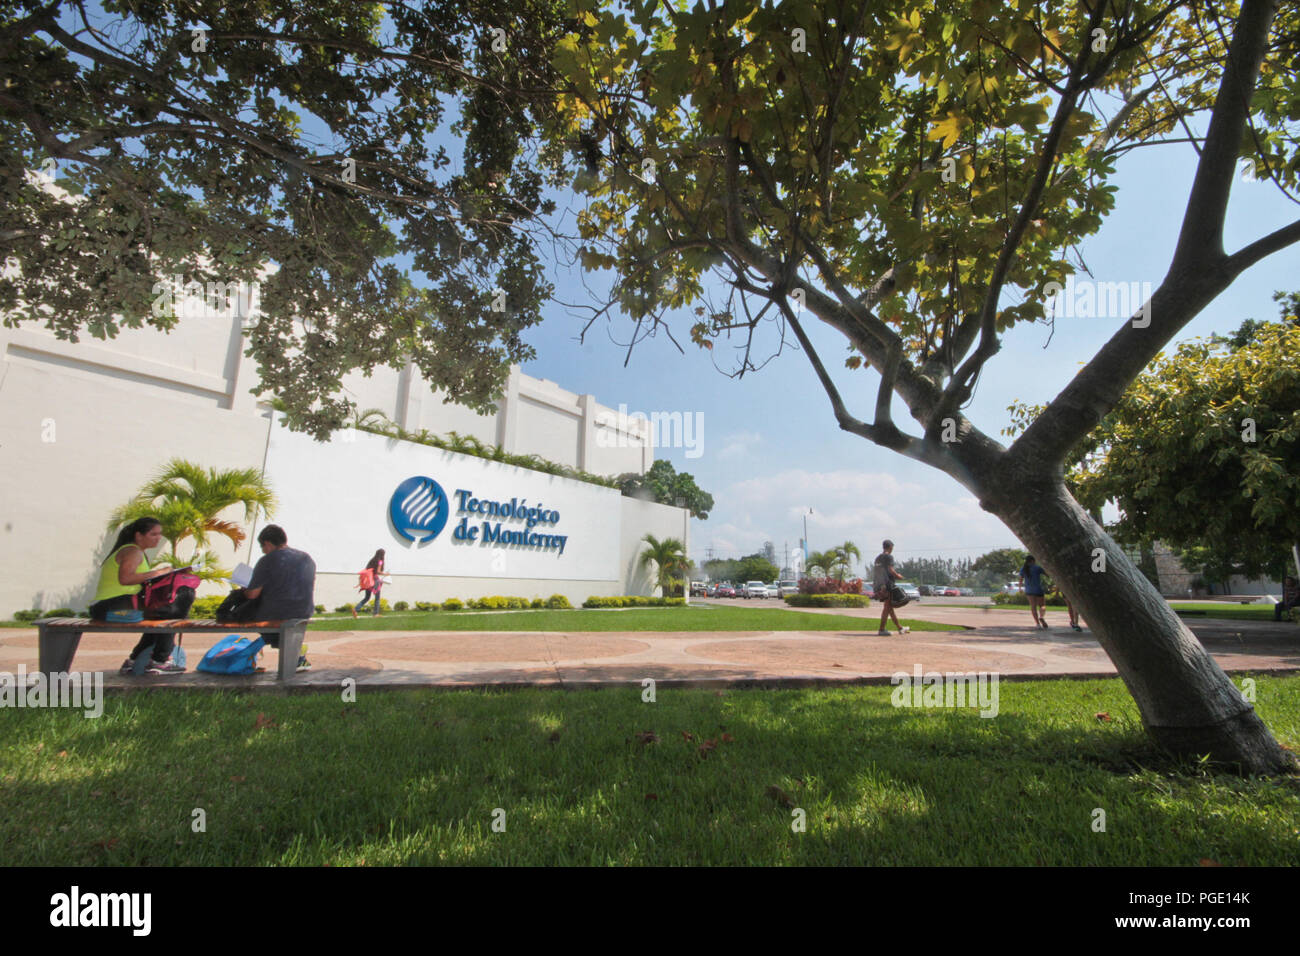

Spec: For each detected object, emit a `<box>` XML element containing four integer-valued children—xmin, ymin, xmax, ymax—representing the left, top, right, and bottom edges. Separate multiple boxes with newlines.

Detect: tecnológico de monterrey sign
<box><xmin>389</xmin><ymin>478</ymin><xmax>569</xmax><ymax>554</ymax></box>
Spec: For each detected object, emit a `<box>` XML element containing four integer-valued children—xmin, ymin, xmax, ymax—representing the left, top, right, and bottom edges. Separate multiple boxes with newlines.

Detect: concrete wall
<box><xmin>1</xmin><ymin>292</ymin><xmax>680</xmax><ymax>616</ymax></box>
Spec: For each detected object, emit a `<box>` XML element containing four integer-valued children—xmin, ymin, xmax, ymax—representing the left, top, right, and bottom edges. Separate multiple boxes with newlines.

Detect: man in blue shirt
<box><xmin>245</xmin><ymin>525</ymin><xmax>316</xmax><ymax>669</ymax></box>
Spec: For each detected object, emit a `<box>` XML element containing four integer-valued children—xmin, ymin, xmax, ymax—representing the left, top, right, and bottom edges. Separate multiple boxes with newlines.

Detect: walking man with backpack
<box><xmin>873</xmin><ymin>540</ymin><xmax>910</xmax><ymax>637</ymax></box>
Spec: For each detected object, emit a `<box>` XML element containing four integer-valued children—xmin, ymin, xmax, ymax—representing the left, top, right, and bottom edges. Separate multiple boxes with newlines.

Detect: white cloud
<box><xmin>716</xmin><ymin>429</ymin><xmax>762</xmax><ymax>460</ymax></box>
<box><xmin>692</xmin><ymin>468</ymin><xmax>1018</xmax><ymax>565</ymax></box>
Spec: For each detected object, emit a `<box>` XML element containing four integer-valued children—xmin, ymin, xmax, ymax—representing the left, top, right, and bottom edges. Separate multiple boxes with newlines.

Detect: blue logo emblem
<box><xmin>389</xmin><ymin>476</ymin><xmax>449</xmax><ymax>543</ymax></box>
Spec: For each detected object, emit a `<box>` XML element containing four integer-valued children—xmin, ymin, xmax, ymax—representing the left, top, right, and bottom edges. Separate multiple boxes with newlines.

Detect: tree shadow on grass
<box><xmin>1</xmin><ymin>681</ymin><xmax>1297</xmax><ymax>866</ymax></box>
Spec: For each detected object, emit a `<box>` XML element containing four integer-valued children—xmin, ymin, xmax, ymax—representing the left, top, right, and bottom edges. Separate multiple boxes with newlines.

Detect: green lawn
<box><xmin>1167</xmin><ymin>602</ymin><xmax>1282</xmax><ymax>621</ymax></box>
<box><xmin>307</xmin><ymin>605</ymin><xmax>960</xmax><ymax>632</ymax></box>
<box><xmin>2</xmin><ymin>676</ymin><xmax>1297</xmax><ymax>865</ymax></box>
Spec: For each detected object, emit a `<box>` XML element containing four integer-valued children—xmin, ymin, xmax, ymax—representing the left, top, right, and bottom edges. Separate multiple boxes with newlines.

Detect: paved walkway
<box><xmin>2</xmin><ymin>601</ymin><xmax>1295</xmax><ymax>691</ymax></box>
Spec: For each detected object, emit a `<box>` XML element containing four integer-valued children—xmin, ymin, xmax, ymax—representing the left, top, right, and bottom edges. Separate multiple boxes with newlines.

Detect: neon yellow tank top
<box><xmin>94</xmin><ymin>545</ymin><xmax>151</xmax><ymax>603</ymax></box>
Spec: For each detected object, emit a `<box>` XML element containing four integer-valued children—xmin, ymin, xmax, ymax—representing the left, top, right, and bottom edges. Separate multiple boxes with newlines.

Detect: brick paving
<box><xmin>1</xmin><ymin>599</ymin><xmax>1294</xmax><ymax>691</ymax></box>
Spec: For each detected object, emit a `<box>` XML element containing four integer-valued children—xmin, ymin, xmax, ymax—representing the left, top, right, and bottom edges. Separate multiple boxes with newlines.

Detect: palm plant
<box><xmin>831</xmin><ymin>541</ymin><xmax>862</xmax><ymax>582</ymax></box>
<box><xmin>109</xmin><ymin>459</ymin><xmax>276</xmax><ymax>583</ymax></box>
<box><xmin>805</xmin><ymin>549</ymin><xmax>836</xmax><ymax>578</ymax></box>
<box><xmin>639</xmin><ymin>534</ymin><xmax>687</xmax><ymax>596</ymax></box>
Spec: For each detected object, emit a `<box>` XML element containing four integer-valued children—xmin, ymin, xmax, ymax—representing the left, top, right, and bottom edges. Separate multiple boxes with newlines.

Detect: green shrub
<box><xmin>784</xmin><ymin>593</ymin><xmax>870</xmax><ymax>608</ymax></box>
<box><xmin>315</xmin><ymin>604</ymin><xmax>326</xmax><ymax>614</ymax></box>
<box><xmin>335</xmin><ymin>603</ymin><xmax>355</xmax><ymax>613</ymax></box>
<box><xmin>582</xmin><ymin>595</ymin><xmax>687</xmax><ymax>608</ymax></box>
<box><xmin>415</xmin><ymin>601</ymin><xmax>438</xmax><ymax>612</ymax></box>
<box><xmin>393</xmin><ymin>601</ymin><xmax>409</xmax><ymax>611</ymax></box>
<box><xmin>441</xmin><ymin>598</ymin><xmax>464</xmax><ymax>611</ymax></box>
<box><xmin>546</xmin><ymin>594</ymin><xmax>573</xmax><ymax>610</ymax></box>
<box><xmin>531</xmin><ymin>598</ymin><xmax>546</xmax><ymax>609</ymax></box>
<box><xmin>191</xmin><ymin>595</ymin><xmax>225</xmax><ymax>618</ymax></box>
<box><xmin>14</xmin><ymin>607</ymin><xmax>76</xmax><ymax>621</ymax></box>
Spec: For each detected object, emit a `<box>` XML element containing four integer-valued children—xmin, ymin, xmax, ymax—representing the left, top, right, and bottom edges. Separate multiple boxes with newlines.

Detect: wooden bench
<box><xmin>35</xmin><ymin>618</ymin><xmax>309</xmax><ymax>681</ymax></box>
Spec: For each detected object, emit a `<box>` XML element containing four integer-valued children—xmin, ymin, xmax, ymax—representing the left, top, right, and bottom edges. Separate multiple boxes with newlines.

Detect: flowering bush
<box><xmin>798</xmin><ymin>577</ymin><xmax>864</xmax><ymax>595</ymax></box>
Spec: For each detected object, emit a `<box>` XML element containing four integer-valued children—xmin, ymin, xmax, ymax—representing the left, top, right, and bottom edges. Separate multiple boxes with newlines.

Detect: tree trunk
<box><xmin>978</xmin><ymin>474</ymin><xmax>1291</xmax><ymax>774</ymax></box>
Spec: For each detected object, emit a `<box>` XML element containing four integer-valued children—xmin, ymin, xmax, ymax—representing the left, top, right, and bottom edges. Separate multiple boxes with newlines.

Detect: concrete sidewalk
<box><xmin>1</xmin><ymin>602</ymin><xmax>1295</xmax><ymax>691</ymax></box>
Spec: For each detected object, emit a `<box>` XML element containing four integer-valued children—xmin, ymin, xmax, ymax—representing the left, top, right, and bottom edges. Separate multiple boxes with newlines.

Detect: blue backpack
<box><xmin>196</xmin><ymin>635</ymin><xmax>265</xmax><ymax>675</ymax></box>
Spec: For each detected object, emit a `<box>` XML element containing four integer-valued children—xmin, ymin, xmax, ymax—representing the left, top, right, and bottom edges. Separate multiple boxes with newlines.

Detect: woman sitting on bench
<box><xmin>89</xmin><ymin>516</ymin><xmax>194</xmax><ymax>675</ymax></box>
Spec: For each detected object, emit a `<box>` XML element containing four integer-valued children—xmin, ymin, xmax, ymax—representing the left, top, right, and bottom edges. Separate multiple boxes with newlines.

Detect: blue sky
<box><xmin>519</xmin><ymin>143</ymin><xmax>1300</xmax><ymax>574</ymax></box>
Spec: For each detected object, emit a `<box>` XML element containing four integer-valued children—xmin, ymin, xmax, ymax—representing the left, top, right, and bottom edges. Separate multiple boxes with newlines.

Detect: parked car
<box><xmin>959</xmin><ymin>587</ymin><xmax>975</xmax><ymax>596</ymax></box>
<box><xmin>1004</xmin><ymin>582</ymin><xmax>1023</xmax><ymax>594</ymax></box>
<box><xmin>918</xmin><ymin>584</ymin><xmax>934</xmax><ymax>596</ymax></box>
<box><xmin>941</xmin><ymin>586</ymin><xmax>961</xmax><ymax>596</ymax></box>
<box><xmin>765</xmin><ymin>583</ymin><xmax>780</xmax><ymax>599</ymax></box>
<box><xmin>896</xmin><ymin>582</ymin><xmax>921</xmax><ymax>601</ymax></box>
<box><xmin>744</xmin><ymin>581</ymin><xmax>769</xmax><ymax>599</ymax></box>
<box><xmin>715</xmin><ymin>584</ymin><xmax>736</xmax><ymax>598</ymax></box>
<box><xmin>690</xmin><ymin>582</ymin><xmax>707</xmax><ymax>597</ymax></box>
<box><xmin>777</xmin><ymin>580</ymin><xmax>799</xmax><ymax>598</ymax></box>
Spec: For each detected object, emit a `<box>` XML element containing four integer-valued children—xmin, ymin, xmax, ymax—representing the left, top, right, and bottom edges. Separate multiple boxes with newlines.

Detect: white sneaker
<box><xmin>900</xmin><ymin>626</ymin><xmax>910</xmax><ymax>634</ymax></box>
<box><xmin>877</xmin><ymin>629</ymin><xmax>891</xmax><ymax>636</ymax></box>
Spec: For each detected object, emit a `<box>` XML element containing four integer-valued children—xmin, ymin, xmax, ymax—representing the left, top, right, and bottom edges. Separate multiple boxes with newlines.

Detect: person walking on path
<box><xmin>872</xmin><ymin>540</ymin><xmax>910</xmax><ymax>637</ymax></box>
<box><xmin>1020</xmin><ymin>555</ymin><xmax>1049</xmax><ymax>629</ymax></box>
<box><xmin>353</xmin><ymin>549</ymin><xmax>386</xmax><ymax>617</ymax></box>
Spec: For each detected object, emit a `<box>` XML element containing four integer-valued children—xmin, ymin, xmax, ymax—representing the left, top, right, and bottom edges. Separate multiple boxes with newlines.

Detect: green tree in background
<box><xmin>618</xmin><ymin>460</ymin><xmax>715</xmax><ymax>519</ymax></box>
<box><xmin>109</xmin><ymin>460</ymin><xmax>276</xmax><ymax>583</ymax></box>
<box><xmin>736</xmin><ymin>554</ymin><xmax>779</xmax><ymax>584</ymax></box>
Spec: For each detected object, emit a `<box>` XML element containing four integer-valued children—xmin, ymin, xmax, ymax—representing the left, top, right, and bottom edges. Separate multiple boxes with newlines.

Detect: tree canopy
<box><xmin>1071</xmin><ymin>307</ymin><xmax>1300</xmax><ymax>581</ymax></box>
<box><xmin>2</xmin><ymin>0</ymin><xmax>569</xmax><ymax>436</ymax></box>
<box><xmin>617</xmin><ymin>458</ymin><xmax>714</xmax><ymax>518</ymax></box>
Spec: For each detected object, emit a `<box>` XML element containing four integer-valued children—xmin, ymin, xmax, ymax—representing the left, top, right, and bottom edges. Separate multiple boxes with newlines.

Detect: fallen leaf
<box><xmin>57</xmin><ymin>750</ymin><xmax>68</xmax><ymax>758</ymax></box>
<box><xmin>34</xmin><ymin>743</ymin><xmax>43</xmax><ymax>753</ymax></box>
<box><xmin>1095</xmin><ymin>712</ymin><xmax>1112</xmax><ymax>722</ymax></box>
<box><xmin>1199</xmin><ymin>858</ymin><xmax>1222</xmax><ymax>867</ymax></box>
<box><xmin>831</xmin><ymin>663</ymin><xmax>844</xmax><ymax>668</ymax></box>
<box><xmin>765</xmin><ymin>785</ymin><xmax>795</xmax><ymax>808</ymax></box>
<box><xmin>254</xmin><ymin>713</ymin><xmax>277</xmax><ymax>731</ymax></box>
<box><xmin>90</xmin><ymin>790</ymin><xmax>103</xmax><ymax>798</ymax></box>
<box><xmin>644</xmin><ymin>793</ymin><xmax>658</xmax><ymax>801</ymax></box>
<box><xmin>92</xmin><ymin>838</ymin><xmax>119</xmax><ymax>850</ymax></box>
<box><xmin>681</xmin><ymin>731</ymin><xmax>695</xmax><ymax>741</ymax></box>
<box><xmin>229</xmin><ymin>775</ymin><xmax>246</xmax><ymax>783</ymax></box>
<box><xmin>721</xmin><ymin>733</ymin><xmax>734</xmax><ymax>743</ymax></box>
<box><xmin>698</xmin><ymin>739</ymin><xmax>717</xmax><ymax>757</ymax></box>
<box><xmin>635</xmin><ymin>731</ymin><xmax>659</xmax><ymax>745</ymax></box>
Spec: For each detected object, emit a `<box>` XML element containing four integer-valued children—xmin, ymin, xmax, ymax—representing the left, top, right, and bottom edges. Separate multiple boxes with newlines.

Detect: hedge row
<box><xmin>783</xmin><ymin>593</ymin><xmax>871</xmax><ymax>608</ymax></box>
<box><xmin>991</xmin><ymin>591</ymin><xmax>1067</xmax><ymax>606</ymax></box>
<box><xmin>797</xmin><ymin>577</ymin><xmax>865</xmax><ymax>595</ymax></box>
<box><xmin>582</xmin><ymin>596</ymin><xmax>687</xmax><ymax>608</ymax></box>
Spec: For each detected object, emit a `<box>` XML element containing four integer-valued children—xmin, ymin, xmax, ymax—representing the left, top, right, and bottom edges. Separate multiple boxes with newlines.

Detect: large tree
<box><xmin>1</xmin><ymin>0</ymin><xmax>568</xmax><ymax>437</ymax></box>
<box><xmin>1055</xmin><ymin>304</ymin><xmax>1300</xmax><ymax>583</ymax></box>
<box><xmin>548</xmin><ymin>0</ymin><xmax>1300</xmax><ymax>771</ymax></box>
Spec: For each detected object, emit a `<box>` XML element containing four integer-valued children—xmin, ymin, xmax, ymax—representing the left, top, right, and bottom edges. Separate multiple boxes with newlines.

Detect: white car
<box><xmin>896</xmin><ymin>582</ymin><xmax>921</xmax><ymax>601</ymax></box>
<box><xmin>744</xmin><ymin>581</ymin><xmax>769</xmax><ymax>599</ymax></box>
<box><xmin>765</xmin><ymin>583</ymin><xmax>780</xmax><ymax>598</ymax></box>
<box><xmin>776</xmin><ymin>580</ymin><xmax>799</xmax><ymax>597</ymax></box>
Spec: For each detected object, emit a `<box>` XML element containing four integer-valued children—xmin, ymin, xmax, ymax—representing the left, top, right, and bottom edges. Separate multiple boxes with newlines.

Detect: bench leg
<box><xmin>277</xmin><ymin>623</ymin><xmax>305</xmax><ymax>680</ymax></box>
<box><xmin>38</xmin><ymin>625</ymin><xmax>83</xmax><ymax>677</ymax></box>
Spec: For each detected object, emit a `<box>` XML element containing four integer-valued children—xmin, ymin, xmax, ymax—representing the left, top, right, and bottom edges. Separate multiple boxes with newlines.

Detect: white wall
<box><xmin>1</xmin><ymin>296</ymin><xmax>680</xmax><ymax>615</ymax></box>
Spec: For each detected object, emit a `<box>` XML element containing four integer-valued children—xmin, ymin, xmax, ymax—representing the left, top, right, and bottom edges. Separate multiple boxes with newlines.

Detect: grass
<box><xmin>2</xmin><ymin>676</ymin><xmax>1297</xmax><ymax>866</ymax></box>
<box><xmin>306</xmin><ymin>605</ymin><xmax>961</xmax><ymax>632</ymax></box>
<box><xmin>1167</xmin><ymin>602</ymin><xmax>1281</xmax><ymax>621</ymax></box>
